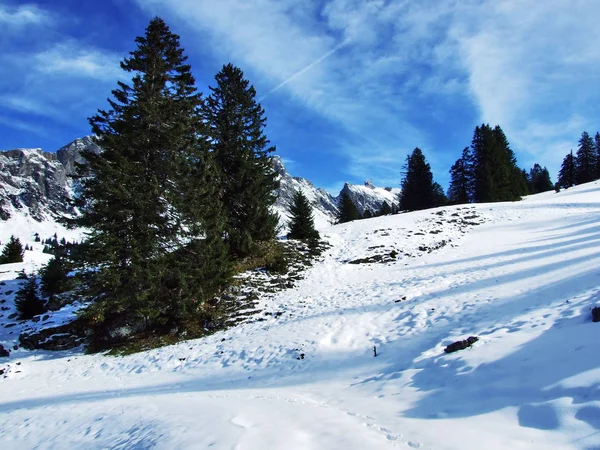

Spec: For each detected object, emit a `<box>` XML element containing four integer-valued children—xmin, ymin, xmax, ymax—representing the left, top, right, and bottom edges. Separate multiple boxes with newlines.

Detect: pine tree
<box><xmin>40</xmin><ymin>256</ymin><xmax>72</xmax><ymax>299</ymax></box>
<box><xmin>15</xmin><ymin>273</ymin><xmax>46</xmax><ymax>320</ymax></box>
<box><xmin>287</xmin><ymin>191</ymin><xmax>319</xmax><ymax>240</ymax></box>
<box><xmin>399</xmin><ymin>148</ymin><xmax>438</xmax><ymax>211</ymax></box>
<box><xmin>204</xmin><ymin>64</ymin><xmax>280</xmax><ymax>256</ymax></box>
<box><xmin>469</xmin><ymin>124</ymin><xmax>525</xmax><ymax>203</ymax></box>
<box><xmin>557</xmin><ymin>150</ymin><xmax>576</xmax><ymax>189</ymax></box>
<box><xmin>528</xmin><ymin>163</ymin><xmax>554</xmax><ymax>194</ymax></box>
<box><xmin>576</xmin><ymin>131</ymin><xmax>598</xmax><ymax>184</ymax></box>
<box><xmin>0</xmin><ymin>235</ymin><xmax>24</xmax><ymax>264</ymax></box>
<box><xmin>64</xmin><ymin>17</ymin><xmax>231</xmax><ymax>339</ymax></box>
<box><xmin>432</xmin><ymin>182</ymin><xmax>448</xmax><ymax>207</ymax></box>
<box><xmin>337</xmin><ymin>191</ymin><xmax>359</xmax><ymax>223</ymax></box>
<box><xmin>447</xmin><ymin>147</ymin><xmax>471</xmax><ymax>205</ymax></box>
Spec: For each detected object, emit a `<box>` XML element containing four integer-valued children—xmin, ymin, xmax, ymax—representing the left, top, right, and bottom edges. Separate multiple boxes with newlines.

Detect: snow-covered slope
<box><xmin>2</xmin><ymin>182</ymin><xmax>600</xmax><ymax>449</ymax></box>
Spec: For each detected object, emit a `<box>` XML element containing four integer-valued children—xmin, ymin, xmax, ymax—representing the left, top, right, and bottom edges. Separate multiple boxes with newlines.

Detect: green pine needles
<box><xmin>62</xmin><ymin>17</ymin><xmax>280</xmax><ymax>349</ymax></box>
<box><xmin>287</xmin><ymin>191</ymin><xmax>319</xmax><ymax>241</ymax></box>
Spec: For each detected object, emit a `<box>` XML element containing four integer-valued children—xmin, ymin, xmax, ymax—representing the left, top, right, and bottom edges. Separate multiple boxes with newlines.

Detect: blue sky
<box><xmin>1</xmin><ymin>0</ymin><xmax>599</xmax><ymax>194</ymax></box>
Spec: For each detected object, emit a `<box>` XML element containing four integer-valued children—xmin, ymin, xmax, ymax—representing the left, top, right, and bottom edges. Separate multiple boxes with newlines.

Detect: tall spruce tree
<box><xmin>528</xmin><ymin>163</ymin><xmax>554</xmax><ymax>194</ymax></box>
<box><xmin>576</xmin><ymin>131</ymin><xmax>598</xmax><ymax>184</ymax></box>
<box><xmin>0</xmin><ymin>236</ymin><xmax>24</xmax><ymax>264</ymax></box>
<box><xmin>399</xmin><ymin>148</ymin><xmax>437</xmax><ymax>211</ymax></box>
<box><xmin>65</xmin><ymin>17</ymin><xmax>230</xmax><ymax>339</ymax></box>
<box><xmin>337</xmin><ymin>191</ymin><xmax>360</xmax><ymax>223</ymax></box>
<box><xmin>469</xmin><ymin>124</ymin><xmax>525</xmax><ymax>203</ymax></box>
<box><xmin>205</xmin><ymin>64</ymin><xmax>280</xmax><ymax>256</ymax></box>
<box><xmin>447</xmin><ymin>147</ymin><xmax>471</xmax><ymax>205</ymax></box>
<box><xmin>557</xmin><ymin>150</ymin><xmax>576</xmax><ymax>189</ymax></box>
<box><xmin>287</xmin><ymin>191</ymin><xmax>319</xmax><ymax>240</ymax></box>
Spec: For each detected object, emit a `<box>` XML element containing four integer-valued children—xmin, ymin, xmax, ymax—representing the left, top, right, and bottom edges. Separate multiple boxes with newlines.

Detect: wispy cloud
<box><xmin>35</xmin><ymin>42</ymin><xmax>122</xmax><ymax>81</ymax></box>
<box><xmin>0</xmin><ymin>3</ymin><xmax>51</xmax><ymax>27</ymax></box>
<box><xmin>135</xmin><ymin>0</ymin><xmax>600</xmax><ymax>184</ymax></box>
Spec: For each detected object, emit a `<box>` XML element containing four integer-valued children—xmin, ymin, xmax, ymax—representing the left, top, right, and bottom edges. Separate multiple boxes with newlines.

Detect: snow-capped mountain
<box><xmin>0</xmin><ymin>139</ymin><xmax>400</xmax><ymax>233</ymax></box>
<box><xmin>340</xmin><ymin>181</ymin><xmax>400</xmax><ymax>216</ymax></box>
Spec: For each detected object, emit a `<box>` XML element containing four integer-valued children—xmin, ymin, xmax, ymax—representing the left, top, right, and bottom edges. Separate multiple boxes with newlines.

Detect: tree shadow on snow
<box><xmin>403</xmin><ymin>306</ymin><xmax>600</xmax><ymax>433</ymax></box>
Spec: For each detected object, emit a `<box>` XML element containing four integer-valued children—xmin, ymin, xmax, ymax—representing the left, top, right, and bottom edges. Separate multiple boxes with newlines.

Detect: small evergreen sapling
<box><xmin>287</xmin><ymin>191</ymin><xmax>319</xmax><ymax>241</ymax></box>
<box><xmin>15</xmin><ymin>273</ymin><xmax>46</xmax><ymax>320</ymax></box>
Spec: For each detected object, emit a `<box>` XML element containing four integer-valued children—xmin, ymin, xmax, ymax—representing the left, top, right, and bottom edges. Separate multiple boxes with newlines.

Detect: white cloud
<box><xmin>134</xmin><ymin>0</ymin><xmax>600</xmax><ymax>183</ymax></box>
<box><xmin>35</xmin><ymin>42</ymin><xmax>122</xmax><ymax>81</ymax></box>
<box><xmin>0</xmin><ymin>4</ymin><xmax>51</xmax><ymax>27</ymax></box>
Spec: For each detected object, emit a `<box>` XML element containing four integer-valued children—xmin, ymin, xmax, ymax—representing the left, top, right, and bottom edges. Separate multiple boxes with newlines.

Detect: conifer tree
<box><xmin>399</xmin><ymin>148</ymin><xmax>438</xmax><ymax>211</ymax></box>
<box><xmin>447</xmin><ymin>147</ymin><xmax>471</xmax><ymax>205</ymax></box>
<box><xmin>287</xmin><ymin>191</ymin><xmax>319</xmax><ymax>241</ymax></box>
<box><xmin>0</xmin><ymin>235</ymin><xmax>24</xmax><ymax>264</ymax></box>
<box><xmin>337</xmin><ymin>191</ymin><xmax>359</xmax><ymax>223</ymax></box>
<box><xmin>65</xmin><ymin>17</ymin><xmax>230</xmax><ymax>338</ymax></box>
<box><xmin>40</xmin><ymin>256</ymin><xmax>72</xmax><ymax>299</ymax></box>
<box><xmin>469</xmin><ymin>124</ymin><xmax>525</xmax><ymax>202</ymax></box>
<box><xmin>204</xmin><ymin>64</ymin><xmax>279</xmax><ymax>256</ymax></box>
<box><xmin>576</xmin><ymin>131</ymin><xmax>598</xmax><ymax>184</ymax></box>
<box><xmin>15</xmin><ymin>273</ymin><xmax>46</xmax><ymax>320</ymax></box>
<box><xmin>595</xmin><ymin>132</ymin><xmax>600</xmax><ymax>178</ymax></box>
<box><xmin>528</xmin><ymin>163</ymin><xmax>554</xmax><ymax>194</ymax></box>
<box><xmin>557</xmin><ymin>150</ymin><xmax>576</xmax><ymax>189</ymax></box>
<box><xmin>432</xmin><ymin>182</ymin><xmax>448</xmax><ymax>207</ymax></box>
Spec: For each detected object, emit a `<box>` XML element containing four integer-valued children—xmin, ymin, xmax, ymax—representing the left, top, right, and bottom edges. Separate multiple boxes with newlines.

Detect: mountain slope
<box><xmin>1</xmin><ymin>182</ymin><xmax>600</xmax><ymax>449</ymax></box>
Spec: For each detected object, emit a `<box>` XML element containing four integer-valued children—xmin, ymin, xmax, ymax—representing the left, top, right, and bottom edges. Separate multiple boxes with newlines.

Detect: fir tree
<box><xmin>287</xmin><ymin>191</ymin><xmax>319</xmax><ymax>241</ymax></box>
<box><xmin>469</xmin><ymin>124</ymin><xmax>525</xmax><ymax>203</ymax></box>
<box><xmin>15</xmin><ymin>273</ymin><xmax>46</xmax><ymax>320</ymax></box>
<box><xmin>557</xmin><ymin>150</ymin><xmax>576</xmax><ymax>189</ymax></box>
<box><xmin>432</xmin><ymin>182</ymin><xmax>448</xmax><ymax>207</ymax></box>
<box><xmin>40</xmin><ymin>256</ymin><xmax>72</xmax><ymax>299</ymax></box>
<box><xmin>0</xmin><ymin>235</ymin><xmax>24</xmax><ymax>264</ymax></box>
<box><xmin>447</xmin><ymin>147</ymin><xmax>471</xmax><ymax>205</ymax></box>
<box><xmin>528</xmin><ymin>163</ymin><xmax>554</xmax><ymax>194</ymax></box>
<box><xmin>399</xmin><ymin>148</ymin><xmax>437</xmax><ymax>211</ymax></box>
<box><xmin>204</xmin><ymin>64</ymin><xmax>280</xmax><ymax>256</ymax></box>
<box><xmin>65</xmin><ymin>17</ymin><xmax>231</xmax><ymax>339</ymax></box>
<box><xmin>337</xmin><ymin>191</ymin><xmax>359</xmax><ymax>223</ymax></box>
<box><xmin>576</xmin><ymin>131</ymin><xmax>598</xmax><ymax>184</ymax></box>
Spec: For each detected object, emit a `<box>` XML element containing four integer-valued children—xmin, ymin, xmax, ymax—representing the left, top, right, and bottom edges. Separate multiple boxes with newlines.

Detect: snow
<box><xmin>2</xmin><ymin>182</ymin><xmax>600</xmax><ymax>449</ymax></box>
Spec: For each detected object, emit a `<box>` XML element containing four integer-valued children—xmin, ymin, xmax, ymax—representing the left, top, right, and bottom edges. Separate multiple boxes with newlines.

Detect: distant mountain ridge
<box><xmin>0</xmin><ymin>138</ymin><xmax>399</xmax><ymax>229</ymax></box>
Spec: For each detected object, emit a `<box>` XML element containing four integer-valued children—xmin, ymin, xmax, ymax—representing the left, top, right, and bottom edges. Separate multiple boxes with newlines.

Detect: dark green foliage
<box><xmin>575</xmin><ymin>131</ymin><xmax>598</xmax><ymax>184</ymax></box>
<box><xmin>557</xmin><ymin>150</ymin><xmax>576</xmax><ymax>189</ymax></box>
<box><xmin>528</xmin><ymin>163</ymin><xmax>554</xmax><ymax>194</ymax></box>
<box><xmin>64</xmin><ymin>17</ymin><xmax>231</xmax><ymax>344</ymax></box>
<box><xmin>336</xmin><ymin>191</ymin><xmax>359</xmax><ymax>223</ymax></box>
<box><xmin>40</xmin><ymin>256</ymin><xmax>72</xmax><ymax>299</ymax></box>
<box><xmin>15</xmin><ymin>273</ymin><xmax>46</xmax><ymax>320</ymax></box>
<box><xmin>0</xmin><ymin>235</ymin><xmax>24</xmax><ymax>264</ymax></box>
<box><xmin>399</xmin><ymin>148</ymin><xmax>439</xmax><ymax>211</ymax></box>
<box><xmin>204</xmin><ymin>64</ymin><xmax>280</xmax><ymax>256</ymax></box>
<box><xmin>447</xmin><ymin>148</ymin><xmax>471</xmax><ymax>205</ymax></box>
<box><xmin>432</xmin><ymin>182</ymin><xmax>448</xmax><ymax>207</ymax></box>
<box><xmin>287</xmin><ymin>191</ymin><xmax>320</xmax><ymax>241</ymax></box>
<box><xmin>468</xmin><ymin>124</ymin><xmax>525</xmax><ymax>203</ymax></box>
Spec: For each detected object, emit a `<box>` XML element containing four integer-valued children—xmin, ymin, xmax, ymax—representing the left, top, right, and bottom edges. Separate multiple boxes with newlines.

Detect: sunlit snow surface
<box><xmin>1</xmin><ymin>183</ymin><xmax>600</xmax><ymax>449</ymax></box>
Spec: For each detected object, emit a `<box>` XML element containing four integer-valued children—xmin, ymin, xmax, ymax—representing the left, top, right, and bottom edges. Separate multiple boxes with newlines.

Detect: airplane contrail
<box><xmin>259</xmin><ymin>40</ymin><xmax>348</xmax><ymax>101</ymax></box>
